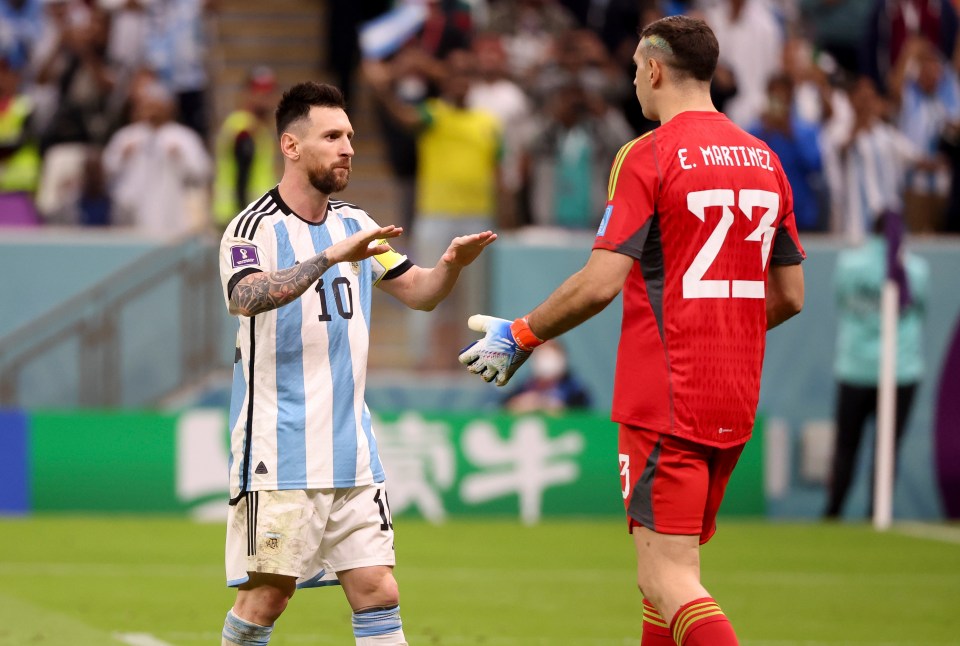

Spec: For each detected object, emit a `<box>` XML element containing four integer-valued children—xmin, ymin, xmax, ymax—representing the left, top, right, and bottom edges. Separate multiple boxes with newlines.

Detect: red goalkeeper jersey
<box><xmin>594</xmin><ymin>111</ymin><xmax>804</xmax><ymax>447</ymax></box>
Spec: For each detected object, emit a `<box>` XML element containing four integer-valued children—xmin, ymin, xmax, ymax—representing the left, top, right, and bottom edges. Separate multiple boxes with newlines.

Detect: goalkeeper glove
<box><xmin>458</xmin><ymin>314</ymin><xmax>545</xmax><ymax>386</ymax></box>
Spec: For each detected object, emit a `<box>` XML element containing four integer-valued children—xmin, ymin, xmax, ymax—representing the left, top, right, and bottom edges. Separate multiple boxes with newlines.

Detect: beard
<box><xmin>307</xmin><ymin>163</ymin><xmax>351</xmax><ymax>195</ymax></box>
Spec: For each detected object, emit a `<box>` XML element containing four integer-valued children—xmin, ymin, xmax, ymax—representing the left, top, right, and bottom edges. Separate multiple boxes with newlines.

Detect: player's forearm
<box><xmin>527</xmin><ymin>269</ymin><xmax>617</xmax><ymax>340</ymax></box>
<box><xmin>766</xmin><ymin>263</ymin><xmax>805</xmax><ymax>329</ymax></box>
<box><xmin>399</xmin><ymin>262</ymin><xmax>462</xmax><ymax>311</ymax></box>
<box><xmin>230</xmin><ymin>251</ymin><xmax>330</xmax><ymax>317</ymax></box>
<box><xmin>766</xmin><ymin>298</ymin><xmax>802</xmax><ymax>329</ymax></box>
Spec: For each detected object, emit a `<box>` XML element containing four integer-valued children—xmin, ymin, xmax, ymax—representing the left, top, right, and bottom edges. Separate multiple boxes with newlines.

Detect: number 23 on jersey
<box><xmin>682</xmin><ymin>189</ymin><xmax>779</xmax><ymax>300</ymax></box>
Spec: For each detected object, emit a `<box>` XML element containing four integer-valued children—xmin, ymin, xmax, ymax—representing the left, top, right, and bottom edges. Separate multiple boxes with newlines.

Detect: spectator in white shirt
<box><xmin>825</xmin><ymin>76</ymin><xmax>918</xmax><ymax>242</ymax></box>
<box><xmin>702</xmin><ymin>0</ymin><xmax>784</xmax><ymax>127</ymax></box>
<box><xmin>102</xmin><ymin>81</ymin><xmax>210</xmax><ymax>236</ymax></box>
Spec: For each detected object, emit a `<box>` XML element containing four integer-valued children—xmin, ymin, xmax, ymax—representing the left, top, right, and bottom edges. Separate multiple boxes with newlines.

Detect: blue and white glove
<box><xmin>458</xmin><ymin>314</ymin><xmax>544</xmax><ymax>387</ymax></box>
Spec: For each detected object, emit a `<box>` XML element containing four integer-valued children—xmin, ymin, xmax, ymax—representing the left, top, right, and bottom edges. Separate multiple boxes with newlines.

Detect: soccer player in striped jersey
<box><xmin>459</xmin><ymin>16</ymin><xmax>804</xmax><ymax>646</ymax></box>
<box><xmin>218</xmin><ymin>82</ymin><xmax>496</xmax><ymax>646</ymax></box>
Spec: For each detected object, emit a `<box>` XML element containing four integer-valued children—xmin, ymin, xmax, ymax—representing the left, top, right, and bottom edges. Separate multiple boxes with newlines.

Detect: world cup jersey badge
<box><xmin>230</xmin><ymin>245</ymin><xmax>260</xmax><ymax>268</ymax></box>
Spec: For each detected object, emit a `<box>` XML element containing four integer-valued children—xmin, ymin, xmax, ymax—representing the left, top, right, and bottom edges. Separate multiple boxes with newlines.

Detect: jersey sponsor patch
<box><xmin>597</xmin><ymin>205</ymin><xmax>614</xmax><ymax>237</ymax></box>
<box><xmin>231</xmin><ymin>245</ymin><xmax>260</xmax><ymax>268</ymax></box>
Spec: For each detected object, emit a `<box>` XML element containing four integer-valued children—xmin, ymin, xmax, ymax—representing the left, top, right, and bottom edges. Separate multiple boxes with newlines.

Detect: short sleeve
<box><xmin>219</xmin><ymin>213</ymin><xmax>275</xmax><ymax>308</ymax></box>
<box><xmin>770</xmin><ymin>168</ymin><xmax>805</xmax><ymax>266</ymax></box>
<box><xmin>593</xmin><ymin>134</ymin><xmax>658</xmax><ymax>260</ymax></box>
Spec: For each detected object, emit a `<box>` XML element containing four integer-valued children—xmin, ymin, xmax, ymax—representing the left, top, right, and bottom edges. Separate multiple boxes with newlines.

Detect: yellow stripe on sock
<box><xmin>642</xmin><ymin>600</ymin><xmax>668</xmax><ymax>627</ymax></box>
<box><xmin>643</xmin><ymin>612</ymin><xmax>669</xmax><ymax>628</ymax></box>
<box><xmin>673</xmin><ymin>603</ymin><xmax>721</xmax><ymax>643</ymax></box>
<box><xmin>672</xmin><ymin>603</ymin><xmax>725</xmax><ymax>645</ymax></box>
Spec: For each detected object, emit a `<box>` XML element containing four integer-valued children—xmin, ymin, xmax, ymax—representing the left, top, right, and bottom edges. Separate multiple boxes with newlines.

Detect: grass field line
<box><xmin>0</xmin><ymin>561</ymin><xmax>222</xmax><ymax>578</ymax></box>
<box><xmin>114</xmin><ymin>633</ymin><xmax>175</xmax><ymax>646</ymax></box>
<box><xmin>2</xmin><ymin>561</ymin><xmax>957</xmax><ymax>587</ymax></box>
<box><xmin>720</xmin><ymin>570</ymin><xmax>958</xmax><ymax>586</ymax></box>
<box><xmin>166</xmin><ymin>631</ymin><xmax>642</xmax><ymax>645</ymax></box>
<box><xmin>162</xmin><ymin>632</ymin><xmax>957</xmax><ymax>646</ymax></box>
<box><xmin>893</xmin><ymin>522</ymin><xmax>960</xmax><ymax>544</ymax></box>
<box><xmin>169</xmin><ymin>632</ymin><xmax>356</xmax><ymax>644</ymax></box>
<box><xmin>410</xmin><ymin>566</ymin><xmax>957</xmax><ymax>586</ymax></box>
<box><xmin>0</xmin><ymin>589</ymin><xmax>132</xmax><ymax>644</ymax></box>
<box><xmin>0</xmin><ymin>561</ymin><xmax>626</xmax><ymax>581</ymax></box>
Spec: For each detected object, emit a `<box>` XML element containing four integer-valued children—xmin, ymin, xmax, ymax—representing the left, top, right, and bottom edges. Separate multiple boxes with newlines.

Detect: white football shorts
<box><xmin>225</xmin><ymin>484</ymin><xmax>396</xmax><ymax>588</ymax></box>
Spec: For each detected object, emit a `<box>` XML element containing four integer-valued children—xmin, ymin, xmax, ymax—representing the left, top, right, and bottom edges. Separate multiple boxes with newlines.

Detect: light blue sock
<box><xmin>222</xmin><ymin>609</ymin><xmax>273</xmax><ymax>646</ymax></box>
<box><xmin>352</xmin><ymin>605</ymin><xmax>405</xmax><ymax>643</ymax></box>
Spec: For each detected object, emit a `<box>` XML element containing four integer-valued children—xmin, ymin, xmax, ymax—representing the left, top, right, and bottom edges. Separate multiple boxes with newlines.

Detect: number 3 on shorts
<box><xmin>374</xmin><ymin>488</ymin><xmax>393</xmax><ymax>531</ymax></box>
<box><xmin>619</xmin><ymin>454</ymin><xmax>630</xmax><ymax>499</ymax></box>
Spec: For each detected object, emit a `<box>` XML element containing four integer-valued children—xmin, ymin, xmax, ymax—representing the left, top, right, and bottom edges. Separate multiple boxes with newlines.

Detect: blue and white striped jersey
<box><xmin>219</xmin><ymin>187</ymin><xmax>410</xmax><ymax>500</ymax></box>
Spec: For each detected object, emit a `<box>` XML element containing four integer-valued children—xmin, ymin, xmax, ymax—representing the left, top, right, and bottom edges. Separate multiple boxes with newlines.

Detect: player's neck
<box><xmin>656</xmin><ymin>91</ymin><xmax>717</xmax><ymax>125</ymax></box>
<box><xmin>277</xmin><ymin>175</ymin><xmax>330</xmax><ymax>223</ymax></box>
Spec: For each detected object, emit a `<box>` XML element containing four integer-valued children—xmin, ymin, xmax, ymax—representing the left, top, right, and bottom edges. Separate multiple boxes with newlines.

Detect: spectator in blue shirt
<box><xmin>750</xmin><ymin>73</ymin><xmax>825</xmax><ymax>231</ymax></box>
<box><xmin>0</xmin><ymin>0</ymin><xmax>42</xmax><ymax>70</ymax></box>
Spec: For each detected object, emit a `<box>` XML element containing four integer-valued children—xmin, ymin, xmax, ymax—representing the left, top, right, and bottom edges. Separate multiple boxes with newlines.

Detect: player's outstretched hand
<box><xmin>458</xmin><ymin>314</ymin><xmax>534</xmax><ymax>387</ymax></box>
<box><xmin>328</xmin><ymin>225</ymin><xmax>402</xmax><ymax>265</ymax></box>
<box><xmin>441</xmin><ymin>231</ymin><xmax>497</xmax><ymax>268</ymax></box>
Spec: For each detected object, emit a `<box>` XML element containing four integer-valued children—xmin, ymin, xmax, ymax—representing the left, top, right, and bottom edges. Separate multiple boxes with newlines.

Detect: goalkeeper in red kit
<box><xmin>459</xmin><ymin>16</ymin><xmax>805</xmax><ymax>646</ymax></box>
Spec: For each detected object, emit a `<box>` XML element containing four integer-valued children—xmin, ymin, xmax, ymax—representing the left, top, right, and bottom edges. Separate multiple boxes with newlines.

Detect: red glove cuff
<box><xmin>510</xmin><ymin>317</ymin><xmax>545</xmax><ymax>352</ymax></box>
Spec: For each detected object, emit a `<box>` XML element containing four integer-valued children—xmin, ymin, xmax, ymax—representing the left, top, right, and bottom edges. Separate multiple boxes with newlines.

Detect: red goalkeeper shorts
<box><xmin>618</xmin><ymin>425</ymin><xmax>745</xmax><ymax>544</ymax></box>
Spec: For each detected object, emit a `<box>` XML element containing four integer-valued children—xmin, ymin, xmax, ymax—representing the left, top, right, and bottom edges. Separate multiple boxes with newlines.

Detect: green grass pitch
<box><xmin>0</xmin><ymin>517</ymin><xmax>958</xmax><ymax>645</ymax></box>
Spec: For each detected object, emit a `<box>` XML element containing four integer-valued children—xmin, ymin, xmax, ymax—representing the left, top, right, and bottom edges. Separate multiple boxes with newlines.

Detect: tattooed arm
<box><xmin>229</xmin><ymin>225</ymin><xmax>402</xmax><ymax>317</ymax></box>
<box><xmin>230</xmin><ymin>251</ymin><xmax>331</xmax><ymax>317</ymax></box>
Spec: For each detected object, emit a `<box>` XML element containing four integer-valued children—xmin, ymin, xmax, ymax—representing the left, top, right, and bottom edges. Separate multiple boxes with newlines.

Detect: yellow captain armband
<box><xmin>370</xmin><ymin>240</ymin><xmax>408</xmax><ymax>285</ymax></box>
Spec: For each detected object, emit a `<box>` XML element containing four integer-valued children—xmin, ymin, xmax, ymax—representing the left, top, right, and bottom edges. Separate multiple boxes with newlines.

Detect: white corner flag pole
<box><xmin>873</xmin><ymin>280</ymin><xmax>899</xmax><ymax>531</ymax></box>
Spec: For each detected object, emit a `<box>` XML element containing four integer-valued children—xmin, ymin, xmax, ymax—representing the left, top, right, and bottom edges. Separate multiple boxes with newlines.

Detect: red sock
<box><xmin>641</xmin><ymin>599</ymin><xmax>674</xmax><ymax>645</ymax></box>
<box><xmin>670</xmin><ymin>597</ymin><xmax>738</xmax><ymax>646</ymax></box>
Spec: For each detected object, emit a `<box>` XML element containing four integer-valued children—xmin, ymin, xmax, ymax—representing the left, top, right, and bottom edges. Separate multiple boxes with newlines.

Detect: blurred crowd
<box><xmin>351</xmin><ymin>0</ymin><xmax>960</xmax><ymax>240</ymax></box>
<box><xmin>3</xmin><ymin>0</ymin><xmax>960</xmax><ymax>240</ymax></box>
<box><xmin>0</xmin><ymin>0</ymin><xmax>214</xmax><ymax>234</ymax></box>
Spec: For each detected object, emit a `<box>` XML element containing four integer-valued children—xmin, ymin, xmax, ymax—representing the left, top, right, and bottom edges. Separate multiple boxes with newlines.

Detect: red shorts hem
<box><xmin>619</xmin><ymin>426</ymin><xmax>743</xmax><ymax>544</ymax></box>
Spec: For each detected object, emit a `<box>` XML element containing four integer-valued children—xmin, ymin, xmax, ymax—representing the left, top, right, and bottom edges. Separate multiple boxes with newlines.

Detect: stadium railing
<box><xmin>0</xmin><ymin>235</ymin><xmax>230</xmax><ymax>408</ymax></box>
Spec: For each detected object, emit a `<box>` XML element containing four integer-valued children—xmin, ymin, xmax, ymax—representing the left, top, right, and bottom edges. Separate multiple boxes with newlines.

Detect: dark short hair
<box><xmin>275</xmin><ymin>82</ymin><xmax>346</xmax><ymax>137</ymax></box>
<box><xmin>638</xmin><ymin>16</ymin><xmax>718</xmax><ymax>82</ymax></box>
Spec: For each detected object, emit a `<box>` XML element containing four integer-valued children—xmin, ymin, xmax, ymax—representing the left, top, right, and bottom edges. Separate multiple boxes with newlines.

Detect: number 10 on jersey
<box><xmin>315</xmin><ymin>277</ymin><xmax>354</xmax><ymax>321</ymax></box>
<box><xmin>683</xmin><ymin>189</ymin><xmax>779</xmax><ymax>300</ymax></box>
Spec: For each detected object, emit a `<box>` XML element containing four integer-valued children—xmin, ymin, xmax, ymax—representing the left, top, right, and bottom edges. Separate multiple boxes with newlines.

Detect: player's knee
<box><xmin>262</xmin><ymin>590</ymin><xmax>293</xmax><ymax>623</ymax></box>
<box><xmin>342</xmin><ymin>565</ymin><xmax>401</xmax><ymax>611</ymax></box>
<box><xmin>369</xmin><ymin>572</ymin><xmax>400</xmax><ymax>608</ymax></box>
<box><xmin>235</xmin><ymin>580</ymin><xmax>296</xmax><ymax>625</ymax></box>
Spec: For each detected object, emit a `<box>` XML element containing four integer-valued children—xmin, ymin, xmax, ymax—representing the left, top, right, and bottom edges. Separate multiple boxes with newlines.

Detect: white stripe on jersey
<box><xmin>219</xmin><ymin>189</ymin><xmax>406</xmax><ymax>497</ymax></box>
